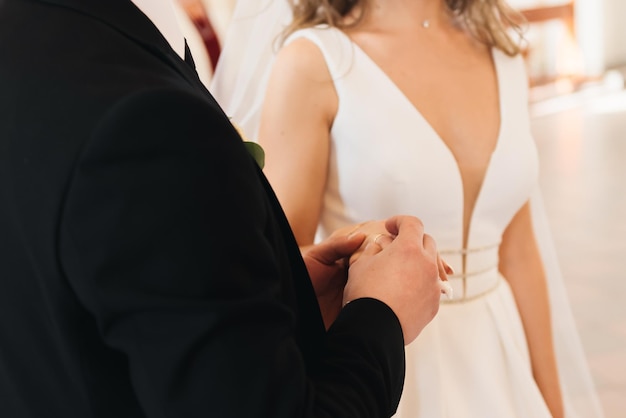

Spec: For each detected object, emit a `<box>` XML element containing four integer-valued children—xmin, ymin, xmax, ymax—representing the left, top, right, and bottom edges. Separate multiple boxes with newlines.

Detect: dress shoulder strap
<box><xmin>284</xmin><ymin>25</ymin><xmax>356</xmax><ymax>81</ymax></box>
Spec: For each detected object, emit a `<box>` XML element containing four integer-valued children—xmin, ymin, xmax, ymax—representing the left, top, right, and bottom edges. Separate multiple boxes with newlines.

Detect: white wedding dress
<box><xmin>287</xmin><ymin>25</ymin><xmax>550</xmax><ymax>417</ymax></box>
<box><xmin>211</xmin><ymin>3</ymin><xmax>604</xmax><ymax>416</ymax></box>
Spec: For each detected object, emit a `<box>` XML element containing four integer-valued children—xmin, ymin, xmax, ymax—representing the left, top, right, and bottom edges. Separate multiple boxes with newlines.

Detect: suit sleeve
<box><xmin>59</xmin><ymin>88</ymin><xmax>405</xmax><ymax>417</ymax></box>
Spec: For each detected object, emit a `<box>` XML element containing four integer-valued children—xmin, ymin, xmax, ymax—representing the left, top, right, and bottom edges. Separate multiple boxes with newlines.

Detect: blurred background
<box><xmin>176</xmin><ymin>1</ymin><xmax>626</xmax><ymax>416</ymax></box>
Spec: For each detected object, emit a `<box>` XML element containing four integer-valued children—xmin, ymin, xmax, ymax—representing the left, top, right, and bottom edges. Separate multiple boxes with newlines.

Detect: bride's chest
<box><xmin>327</xmin><ymin>104</ymin><xmax>538</xmax><ymax>246</ymax></box>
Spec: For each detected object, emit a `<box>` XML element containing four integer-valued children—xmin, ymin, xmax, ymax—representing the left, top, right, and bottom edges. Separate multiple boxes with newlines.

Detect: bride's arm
<box><xmin>258</xmin><ymin>38</ymin><xmax>338</xmax><ymax>246</ymax></box>
<box><xmin>499</xmin><ymin>201</ymin><xmax>565</xmax><ymax>418</ymax></box>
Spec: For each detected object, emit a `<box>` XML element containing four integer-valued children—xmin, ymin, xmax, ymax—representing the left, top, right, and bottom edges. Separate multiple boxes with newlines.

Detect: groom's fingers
<box><xmin>384</xmin><ymin>215</ymin><xmax>425</xmax><ymax>244</ymax></box>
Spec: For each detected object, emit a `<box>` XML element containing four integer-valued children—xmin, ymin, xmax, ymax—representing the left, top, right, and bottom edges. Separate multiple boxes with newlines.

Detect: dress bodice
<box><xmin>287</xmin><ymin>26</ymin><xmax>539</xmax><ymax>298</ymax></box>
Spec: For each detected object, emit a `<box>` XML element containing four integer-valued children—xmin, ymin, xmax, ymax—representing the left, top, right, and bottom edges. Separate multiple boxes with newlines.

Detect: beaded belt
<box><xmin>439</xmin><ymin>242</ymin><xmax>501</xmax><ymax>304</ymax></box>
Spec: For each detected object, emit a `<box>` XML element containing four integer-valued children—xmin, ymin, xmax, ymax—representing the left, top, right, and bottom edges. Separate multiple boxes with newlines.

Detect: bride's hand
<box><xmin>344</xmin><ymin>221</ymin><xmax>453</xmax><ymax>298</ymax></box>
<box><xmin>342</xmin><ymin>221</ymin><xmax>389</xmax><ymax>266</ymax></box>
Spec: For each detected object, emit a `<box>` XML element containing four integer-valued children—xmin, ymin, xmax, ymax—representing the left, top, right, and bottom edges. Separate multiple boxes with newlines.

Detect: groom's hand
<box><xmin>301</xmin><ymin>230</ymin><xmax>366</xmax><ymax>330</ymax></box>
<box><xmin>345</xmin><ymin>216</ymin><xmax>442</xmax><ymax>344</ymax></box>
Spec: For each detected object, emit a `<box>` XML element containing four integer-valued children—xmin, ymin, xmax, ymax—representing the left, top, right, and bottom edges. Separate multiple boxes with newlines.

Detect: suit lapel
<box><xmin>184</xmin><ymin>40</ymin><xmax>197</xmax><ymax>71</ymax></box>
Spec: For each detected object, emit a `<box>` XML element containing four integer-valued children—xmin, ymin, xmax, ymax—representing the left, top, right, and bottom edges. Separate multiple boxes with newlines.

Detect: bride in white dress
<box><xmin>211</xmin><ymin>0</ymin><xmax>604</xmax><ymax>417</ymax></box>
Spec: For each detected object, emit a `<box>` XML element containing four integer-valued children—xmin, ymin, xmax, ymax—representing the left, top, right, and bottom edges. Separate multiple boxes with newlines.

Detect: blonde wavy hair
<box><xmin>284</xmin><ymin>0</ymin><xmax>525</xmax><ymax>56</ymax></box>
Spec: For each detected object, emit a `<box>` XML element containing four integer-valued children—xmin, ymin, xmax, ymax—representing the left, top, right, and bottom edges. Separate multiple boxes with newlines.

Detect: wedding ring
<box><xmin>373</xmin><ymin>233</ymin><xmax>386</xmax><ymax>246</ymax></box>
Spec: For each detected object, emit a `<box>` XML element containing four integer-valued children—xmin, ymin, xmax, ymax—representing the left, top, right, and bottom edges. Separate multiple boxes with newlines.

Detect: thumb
<box><xmin>385</xmin><ymin>215</ymin><xmax>423</xmax><ymax>241</ymax></box>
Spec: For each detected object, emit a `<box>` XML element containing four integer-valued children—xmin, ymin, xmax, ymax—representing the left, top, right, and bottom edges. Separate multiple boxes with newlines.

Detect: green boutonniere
<box><xmin>243</xmin><ymin>141</ymin><xmax>265</xmax><ymax>169</ymax></box>
<box><xmin>231</xmin><ymin>119</ymin><xmax>265</xmax><ymax>169</ymax></box>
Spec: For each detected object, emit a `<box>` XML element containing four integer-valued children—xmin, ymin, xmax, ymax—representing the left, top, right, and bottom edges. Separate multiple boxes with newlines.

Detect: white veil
<box><xmin>530</xmin><ymin>189</ymin><xmax>604</xmax><ymax>417</ymax></box>
<box><xmin>210</xmin><ymin>1</ymin><xmax>604</xmax><ymax>416</ymax></box>
<box><xmin>209</xmin><ymin>0</ymin><xmax>292</xmax><ymax>140</ymax></box>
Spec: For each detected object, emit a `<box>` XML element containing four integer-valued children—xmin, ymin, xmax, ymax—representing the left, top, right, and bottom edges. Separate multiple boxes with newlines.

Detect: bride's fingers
<box><xmin>436</xmin><ymin>254</ymin><xmax>454</xmax><ymax>299</ymax></box>
<box><xmin>437</xmin><ymin>254</ymin><xmax>454</xmax><ymax>281</ymax></box>
<box><xmin>437</xmin><ymin>254</ymin><xmax>448</xmax><ymax>282</ymax></box>
<box><xmin>349</xmin><ymin>234</ymin><xmax>382</xmax><ymax>265</ymax></box>
<box><xmin>360</xmin><ymin>233</ymin><xmax>393</xmax><ymax>257</ymax></box>
<box><xmin>439</xmin><ymin>280</ymin><xmax>454</xmax><ymax>299</ymax></box>
<box><xmin>372</xmin><ymin>233</ymin><xmax>393</xmax><ymax>249</ymax></box>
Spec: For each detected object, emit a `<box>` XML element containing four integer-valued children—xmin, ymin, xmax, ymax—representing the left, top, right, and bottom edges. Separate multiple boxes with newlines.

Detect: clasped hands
<box><xmin>301</xmin><ymin>215</ymin><xmax>451</xmax><ymax>345</ymax></box>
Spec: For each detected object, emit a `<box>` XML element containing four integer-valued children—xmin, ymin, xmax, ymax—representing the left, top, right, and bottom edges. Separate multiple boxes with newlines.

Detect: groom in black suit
<box><xmin>0</xmin><ymin>0</ymin><xmax>443</xmax><ymax>416</ymax></box>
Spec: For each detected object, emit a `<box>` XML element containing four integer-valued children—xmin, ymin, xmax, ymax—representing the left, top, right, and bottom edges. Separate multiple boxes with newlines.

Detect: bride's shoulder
<box><xmin>271</xmin><ymin>31</ymin><xmax>334</xmax><ymax>87</ymax></box>
<box><xmin>280</xmin><ymin>25</ymin><xmax>354</xmax><ymax>77</ymax></box>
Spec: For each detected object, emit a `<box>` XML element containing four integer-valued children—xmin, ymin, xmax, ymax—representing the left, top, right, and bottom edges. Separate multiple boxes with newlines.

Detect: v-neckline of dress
<box><xmin>332</xmin><ymin>27</ymin><xmax>506</xmax><ymax>250</ymax></box>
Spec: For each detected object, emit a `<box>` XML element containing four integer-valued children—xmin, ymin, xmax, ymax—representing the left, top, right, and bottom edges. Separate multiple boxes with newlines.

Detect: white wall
<box><xmin>575</xmin><ymin>0</ymin><xmax>606</xmax><ymax>75</ymax></box>
<box><xmin>576</xmin><ymin>0</ymin><xmax>626</xmax><ymax>73</ymax></box>
<box><xmin>601</xmin><ymin>0</ymin><xmax>626</xmax><ymax>68</ymax></box>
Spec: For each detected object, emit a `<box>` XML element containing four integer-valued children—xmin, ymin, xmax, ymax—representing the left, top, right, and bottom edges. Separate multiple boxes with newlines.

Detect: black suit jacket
<box><xmin>0</xmin><ymin>1</ymin><xmax>405</xmax><ymax>416</ymax></box>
